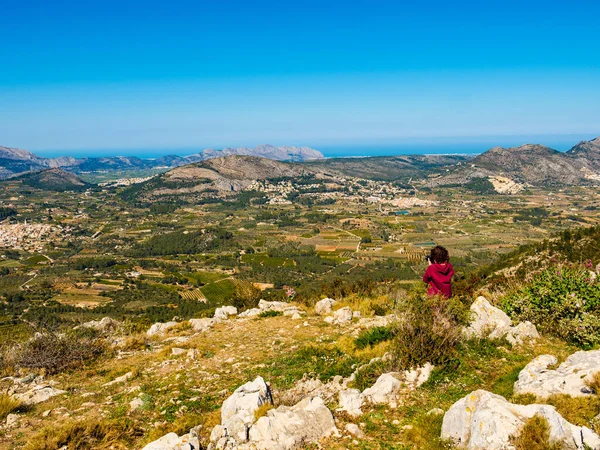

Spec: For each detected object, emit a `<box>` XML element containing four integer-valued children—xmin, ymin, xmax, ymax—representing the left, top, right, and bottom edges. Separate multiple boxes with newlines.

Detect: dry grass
<box><xmin>0</xmin><ymin>394</ymin><xmax>22</xmax><ymax>420</ymax></box>
<box><xmin>511</xmin><ymin>415</ymin><xmax>565</xmax><ymax>450</ymax></box>
<box><xmin>253</xmin><ymin>403</ymin><xmax>274</xmax><ymax>421</ymax></box>
<box><xmin>585</xmin><ymin>371</ymin><xmax>600</xmax><ymax>394</ymax></box>
<box><xmin>546</xmin><ymin>394</ymin><xmax>600</xmax><ymax>433</ymax></box>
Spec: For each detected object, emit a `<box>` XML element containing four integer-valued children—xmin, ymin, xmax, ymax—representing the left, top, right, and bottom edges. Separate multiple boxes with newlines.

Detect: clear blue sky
<box><xmin>1</xmin><ymin>0</ymin><xmax>599</xmax><ymax>157</ymax></box>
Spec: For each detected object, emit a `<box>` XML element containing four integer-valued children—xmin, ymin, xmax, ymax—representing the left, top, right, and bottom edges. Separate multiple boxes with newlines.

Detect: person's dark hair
<box><xmin>430</xmin><ymin>246</ymin><xmax>449</xmax><ymax>264</ymax></box>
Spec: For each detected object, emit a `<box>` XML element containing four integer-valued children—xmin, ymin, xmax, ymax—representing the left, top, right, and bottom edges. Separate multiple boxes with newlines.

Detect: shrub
<box><xmin>502</xmin><ymin>265</ymin><xmax>600</xmax><ymax>348</ymax></box>
<box><xmin>0</xmin><ymin>394</ymin><xmax>22</xmax><ymax>420</ymax></box>
<box><xmin>510</xmin><ymin>415</ymin><xmax>564</xmax><ymax>450</ymax></box>
<box><xmin>15</xmin><ymin>330</ymin><xmax>105</xmax><ymax>374</ymax></box>
<box><xmin>355</xmin><ymin>326</ymin><xmax>395</xmax><ymax>350</ymax></box>
<box><xmin>232</xmin><ymin>282</ymin><xmax>262</xmax><ymax>310</ymax></box>
<box><xmin>390</xmin><ymin>294</ymin><xmax>470</xmax><ymax>370</ymax></box>
<box><xmin>258</xmin><ymin>310</ymin><xmax>283</xmax><ymax>318</ymax></box>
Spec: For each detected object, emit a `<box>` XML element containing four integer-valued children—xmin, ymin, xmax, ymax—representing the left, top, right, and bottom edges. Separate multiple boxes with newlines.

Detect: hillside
<box><xmin>427</xmin><ymin>136</ymin><xmax>600</xmax><ymax>189</ymax></box>
<box><xmin>14</xmin><ymin>168</ymin><xmax>88</xmax><ymax>191</ymax></box>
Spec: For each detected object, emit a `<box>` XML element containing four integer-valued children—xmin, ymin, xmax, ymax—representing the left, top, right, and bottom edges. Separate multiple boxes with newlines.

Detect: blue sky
<box><xmin>1</xmin><ymin>0</ymin><xmax>599</xmax><ymax>157</ymax></box>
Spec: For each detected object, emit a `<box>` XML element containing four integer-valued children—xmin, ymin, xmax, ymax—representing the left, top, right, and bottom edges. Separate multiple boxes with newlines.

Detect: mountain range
<box><xmin>0</xmin><ymin>144</ymin><xmax>324</xmax><ymax>180</ymax></box>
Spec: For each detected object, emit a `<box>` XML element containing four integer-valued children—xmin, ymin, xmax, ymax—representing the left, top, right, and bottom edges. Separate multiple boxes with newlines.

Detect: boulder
<box><xmin>147</xmin><ymin>321</ymin><xmax>178</xmax><ymax>336</ymax></box>
<box><xmin>345</xmin><ymin>423</ymin><xmax>365</xmax><ymax>438</ymax></box>
<box><xmin>258</xmin><ymin>300</ymin><xmax>289</xmax><ymax>312</ymax></box>
<box><xmin>248</xmin><ymin>396</ymin><xmax>338</xmax><ymax>449</ymax></box>
<box><xmin>357</xmin><ymin>314</ymin><xmax>396</xmax><ymax>329</ymax></box>
<box><xmin>338</xmin><ymin>388</ymin><xmax>364</xmax><ymax>417</ymax></box>
<box><xmin>404</xmin><ymin>362</ymin><xmax>434</xmax><ymax>389</ymax></box>
<box><xmin>362</xmin><ymin>373</ymin><xmax>402</xmax><ymax>405</ymax></box>
<box><xmin>214</xmin><ymin>306</ymin><xmax>238</xmax><ymax>321</ymax></box>
<box><xmin>514</xmin><ymin>350</ymin><xmax>600</xmax><ymax>399</ymax></box>
<box><xmin>219</xmin><ymin>376</ymin><xmax>273</xmax><ymax>443</ymax></box>
<box><xmin>315</xmin><ymin>298</ymin><xmax>337</xmax><ymax>315</ymax></box>
<box><xmin>441</xmin><ymin>389</ymin><xmax>600</xmax><ymax>449</ymax></box>
<box><xmin>332</xmin><ymin>307</ymin><xmax>353</xmax><ymax>324</ymax></box>
<box><xmin>282</xmin><ymin>376</ymin><xmax>343</xmax><ymax>405</ymax></box>
<box><xmin>464</xmin><ymin>296</ymin><xmax>512</xmax><ymax>339</ymax></box>
<box><xmin>80</xmin><ymin>317</ymin><xmax>120</xmax><ymax>332</ymax></box>
<box><xmin>506</xmin><ymin>321</ymin><xmax>539</xmax><ymax>346</ymax></box>
<box><xmin>14</xmin><ymin>385</ymin><xmax>66</xmax><ymax>405</ymax></box>
<box><xmin>189</xmin><ymin>318</ymin><xmax>215</xmax><ymax>332</ymax></box>
<box><xmin>141</xmin><ymin>428</ymin><xmax>201</xmax><ymax>450</ymax></box>
<box><xmin>238</xmin><ymin>308</ymin><xmax>261</xmax><ymax>318</ymax></box>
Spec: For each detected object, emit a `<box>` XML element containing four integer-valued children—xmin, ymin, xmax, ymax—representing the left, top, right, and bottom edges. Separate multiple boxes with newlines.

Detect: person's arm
<box><xmin>423</xmin><ymin>266</ymin><xmax>432</xmax><ymax>283</ymax></box>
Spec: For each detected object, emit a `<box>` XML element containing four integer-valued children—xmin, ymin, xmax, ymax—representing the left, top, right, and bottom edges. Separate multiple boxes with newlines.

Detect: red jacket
<box><xmin>423</xmin><ymin>263</ymin><xmax>454</xmax><ymax>298</ymax></box>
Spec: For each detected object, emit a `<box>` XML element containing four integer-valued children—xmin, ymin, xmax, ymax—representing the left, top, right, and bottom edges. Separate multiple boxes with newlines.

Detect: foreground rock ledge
<box><xmin>441</xmin><ymin>389</ymin><xmax>600</xmax><ymax>449</ymax></box>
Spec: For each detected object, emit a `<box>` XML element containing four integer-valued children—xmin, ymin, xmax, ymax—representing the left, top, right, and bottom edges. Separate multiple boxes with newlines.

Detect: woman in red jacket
<box><xmin>423</xmin><ymin>245</ymin><xmax>454</xmax><ymax>298</ymax></box>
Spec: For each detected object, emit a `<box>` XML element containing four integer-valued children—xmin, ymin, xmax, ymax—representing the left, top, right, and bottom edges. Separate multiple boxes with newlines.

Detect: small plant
<box><xmin>355</xmin><ymin>326</ymin><xmax>395</xmax><ymax>349</ymax></box>
<box><xmin>585</xmin><ymin>371</ymin><xmax>600</xmax><ymax>395</ymax></box>
<box><xmin>0</xmin><ymin>394</ymin><xmax>22</xmax><ymax>421</ymax></box>
<box><xmin>390</xmin><ymin>293</ymin><xmax>470</xmax><ymax>370</ymax></box>
<box><xmin>510</xmin><ymin>415</ymin><xmax>564</xmax><ymax>450</ymax></box>
<box><xmin>258</xmin><ymin>310</ymin><xmax>283</xmax><ymax>318</ymax></box>
<box><xmin>253</xmin><ymin>403</ymin><xmax>274</xmax><ymax>421</ymax></box>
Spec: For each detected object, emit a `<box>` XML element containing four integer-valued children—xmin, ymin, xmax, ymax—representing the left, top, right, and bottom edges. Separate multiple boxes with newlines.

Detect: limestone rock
<box><xmin>14</xmin><ymin>385</ymin><xmax>66</xmax><ymax>405</ymax></box>
<box><xmin>189</xmin><ymin>318</ymin><xmax>215</xmax><ymax>332</ymax></box>
<box><xmin>171</xmin><ymin>347</ymin><xmax>186</xmax><ymax>356</ymax></box>
<box><xmin>5</xmin><ymin>413</ymin><xmax>19</xmax><ymax>428</ymax></box>
<box><xmin>130</xmin><ymin>397</ymin><xmax>144</xmax><ymax>412</ymax></box>
<box><xmin>214</xmin><ymin>306</ymin><xmax>238</xmax><ymax>321</ymax></box>
<box><xmin>315</xmin><ymin>298</ymin><xmax>337</xmax><ymax>315</ymax></box>
<box><xmin>238</xmin><ymin>308</ymin><xmax>261</xmax><ymax>318</ymax></box>
<box><xmin>404</xmin><ymin>362</ymin><xmax>434</xmax><ymax>389</ymax></box>
<box><xmin>141</xmin><ymin>428</ymin><xmax>201</xmax><ymax>450</ymax></box>
<box><xmin>338</xmin><ymin>388</ymin><xmax>364</xmax><ymax>417</ymax></box>
<box><xmin>362</xmin><ymin>373</ymin><xmax>401</xmax><ymax>405</ymax></box>
<box><xmin>514</xmin><ymin>350</ymin><xmax>600</xmax><ymax>399</ymax></box>
<box><xmin>80</xmin><ymin>317</ymin><xmax>120</xmax><ymax>332</ymax></box>
<box><xmin>248</xmin><ymin>396</ymin><xmax>338</xmax><ymax>449</ymax></box>
<box><xmin>332</xmin><ymin>306</ymin><xmax>353</xmax><ymax>324</ymax></box>
<box><xmin>345</xmin><ymin>423</ymin><xmax>365</xmax><ymax>438</ymax></box>
<box><xmin>258</xmin><ymin>300</ymin><xmax>289</xmax><ymax>312</ymax></box>
<box><xmin>282</xmin><ymin>376</ymin><xmax>343</xmax><ymax>405</ymax></box>
<box><xmin>147</xmin><ymin>321</ymin><xmax>178</xmax><ymax>336</ymax></box>
<box><xmin>357</xmin><ymin>314</ymin><xmax>396</xmax><ymax>329</ymax></box>
<box><xmin>464</xmin><ymin>296</ymin><xmax>512</xmax><ymax>339</ymax></box>
<box><xmin>219</xmin><ymin>376</ymin><xmax>273</xmax><ymax>443</ymax></box>
<box><xmin>103</xmin><ymin>371</ymin><xmax>133</xmax><ymax>387</ymax></box>
<box><xmin>441</xmin><ymin>389</ymin><xmax>600</xmax><ymax>449</ymax></box>
<box><xmin>506</xmin><ymin>321</ymin><xmax>539</xmax><ymax>346</ymax></box>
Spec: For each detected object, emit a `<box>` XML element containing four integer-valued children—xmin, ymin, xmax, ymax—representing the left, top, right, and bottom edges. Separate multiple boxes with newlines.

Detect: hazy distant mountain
<box><xmin>0</xmin><ymin>144</ymin><xmax>324</xmax><ymax>179</ymax></box>
<box><xmin>427</xmin><ymin>137</ymin><xmax>600</xmax><ymax>188</ymax></box>
<box><xmin>15</xmin><ymin>168</ymin><xmax>88</xmax><ymax>191</ymax></box>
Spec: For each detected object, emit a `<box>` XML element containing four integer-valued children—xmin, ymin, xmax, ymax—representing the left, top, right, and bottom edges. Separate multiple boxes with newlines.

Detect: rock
<box><xmin>324</xmin><ymin>316</ymin><xmax>335</xmax><ymax>324</ymax></box>
<box><xmin>171</xmin><ymin>347</ymin><xmax>186</xmax><ymax>356</ymax></box>
<box><xmin>282</xmin><ymin>376</ymin><xmax>343</xmax><ymax>405</ymax></box>
<box><xmin>147</xmin><ymin>321</ymin><xmax>178</xmax><ymax>336</ymax></box>
<box><xmin>283</xmin><ymin>307</ymin><xmax>300</xmax><ymax>316</ymax></box>
<box><xmin>130</xmin><ymin>397</ymin><xmax>144</xmax><ymax>411</ymax></box>
<box><xmin>248</xmin><ymin>397</ymin><xmax>338</xmax><ymax>449</ymax></box>
<box><xmin>403</xmin><ymin>363</ymin><xmax>434</xmax><ymax>389</ymax></box>
<box><xmin>352</xmin><ymin>310</ymin><xmax>362</xmax><ymax>319</ymax></box>
<box><xmin>441</xmin><ymin>389</ymin><xmax>600</xmax><ymax>449</ymax></box>
<box><xmin>332</xmin><ymin>307</ymin><xmax>353</xmax><ymax>324</ymax></box>
<box><xmin>357</xmin><ymin>315</ymin><xmax>396</xmax><ymax>329</ymax></box>
<box><xmin>14</xmin><ymin>386</ymin><xmax>66</xmax><ymax>405</ymax></box>
<box><xmin>464</xmin><ymin>296</ymin><xmax>512</xmax><ymax>339</ymax></box>
<box><xmin>189</xmin><ymin>318</ymin><xmax>215</xmax><ymax>332</ymax></box>
<box><xmin>219</xmin><ymin>376</ymin><xmax>273</xmax><ymax>443</ymax></box>
<box><xmin>238</xmin><ymin>308</ymin><xmax>261</xmax><ymax>318</ymax></box>
<box><xmin>103</xmin><ymin>371</ymin><xmax>133</xmax><ymax>387</ymax></box>
<box><xmin>315</xmin><ymin>298</ymin><xmax>337</xmax><ymax>315</ymax></box>
<box><xmin>291</xmin><ymin>312</ymin><xmax>302</xmax><ymax>320</ymax></box>
<box><xmin>363</xmin><ymin>373</ymin><xmax>401</xmax><ymax>405</ymax></box>
<box><xmin>338</xmin><ymin>389</ymin><xmax>364</xmax><ymax>417</ymax></box>
<box><xmin>514</xmin><ymin>350</ymin><xmax>600</xmax><ymax>399</ymax></box>
<box><xmin>427</xmin><ymin>408</ymin><xmax>445</xmax><ymax>416</ymax></box>
<box><xmin>5</xmin><ymin>413</ymin><xmax>19</xmax><ymax>428</ymax></box>
<box><xmin>214</xmin><ymin>306</ymin><xmax>238</xmax><ymax>321</ymax></box>
<box><xmin>345</xmin><ymin>423</ymin><xmax>364</xmax><ymax>438</ymax></box>
<box><xmin>506</xmin><ymin>321</ymin><xmax>539</xmax><ymax>346</ymax></box>
<box><xmin>80</xmin><ymin>317</ymin><xmax>120</xmax><ymax>332</ymax></box>
<box><xmin>258</xmin><ymin>300</ymin><xmax>289</xmax><ymax>312</ymax></box>
<box><xmin>141</xmin><ymin>428</ymin><xmax>201</xmax><ymax>450</ymax></box>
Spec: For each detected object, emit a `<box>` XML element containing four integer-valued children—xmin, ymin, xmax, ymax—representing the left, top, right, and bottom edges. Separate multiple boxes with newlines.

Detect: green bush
<box><xmin>502</xmin><ymin>265</ymin><xmax>600</xmax><ymax>348</ymax></box>
<box><xmin>258</xmin><ymin>310</ymin><xmax>283</xmax><ymax>318</ymax></box>
<box><xmin>391</xmin><ymin>294</ymin><xmax>470</xmax><ymax>370</ymax></box>
<box><xmin>355</xmin><ymin>326</ymin><xmax>395</xmax><ymax>349</ymax></box>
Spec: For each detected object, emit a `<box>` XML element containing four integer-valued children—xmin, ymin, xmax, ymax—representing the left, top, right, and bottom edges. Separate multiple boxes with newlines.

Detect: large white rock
<box><xmin>238</xmin><ymin>308</ymin><xmax>261</xmax><ymax>318</ymax></box>
<box><xmin>441</xmin><ymin>389</ymin><xmax>600</xmax><ymax>449</ymax></box>
<box><xmin>315</xmin><ymin>298</ymin><xmax>337</xmax><ymax>315</ymax></box>
<box><xmin>514</xmin><ymin>350</ymin><xmax>600</xmax><ymax>399</ymax></box>
<box><xmin>14</xmin><ymin>386</ymin><xmax>66</xmax><ymax>405</ymax></box>
<box><xmin>338</xmin><ymin>388</ymin><xmax>364</xmax><ymax>417</ymax></box>
<box><xmin>214</xmin><ymin>306</ymin><xmax>238</xmax><ymax>321</ymax></box>
<box><xmin>141</xmin><ymin>429</ymin><xmax>201</xmax><ymax>450</ymax></box>
<box><xmin>147</xmin><ymin>321</ymin><xmax>178</xmax><ymax>336</ymax></box>
<box><xmin>80</xmin><ymin>317</ymin><xmax>120</xmax><ymax>332</ymax></box>
<box><xmin>189</xmin><ymin>317</ymin><xmax>215</xmax><ymax>332</ymax></box>
<box><xmin>464</xmin><ymin>296</ymin><xmax>512</xmax><ymax>339</ymax></box>
<box><xmin>248</xmin><ymin>396</ymin><xmax>338</xmax><ymax>449</ymax></box>
<box><xmin>362</xmin><ymin>373</ymin><xmax>402</xmax><ymax>405</ymax></box>
<box><xmin>332</xmin><ymin>306</ymin><xmax>353</xmax><ymax>324</ymax></box>
<box><xmin>219</xmin><ymin>376</ymin><xmax>273</xmax><ymax>443</ymax></box>
<box><xmin>404</xmin><ymin>363</ymin><xmax>434</xmax><ymax>389</ymax></box>
<box><xmin>258</xmin><ymin>300</ymin><xmax>289</xmax><ymax>312</ymax></box>
<box><xmin>506</xmin><ymin>321</ymin><xmax>539</xmax><ymax>346</ymax></box>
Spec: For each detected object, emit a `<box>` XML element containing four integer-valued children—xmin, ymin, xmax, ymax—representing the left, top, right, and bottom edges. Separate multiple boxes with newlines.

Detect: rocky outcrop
<box><xmin>464</xmin><ymin>296</ymin><xmax>538</xmax><ymax>345</ymax></box>
<box><xmin>147</xmin><ymin>321</ymin><xmax>178</xmax><ymax>336</ymax></box>
<box><xmin>315</xmin><ymin>298</ymin><xmax>337</xmax><ymax>315</ymax></box>
<box><xmin>514</xmin><ymin>350</ymin><xmax>600</xmax><ymax>399</ymax></box>
<box><xmin>441</xmin><ymin>390</ymin><xmax>600</xmax><ymax>449</ymax></box>
<box><xmin>188</xmin><ymin>318</ymin><xmax>215</xmax><ymax>332</ymax></box>
<box><xmin>80</xmin><ymin>317</ymin><xmax>120</xmax><ymax>332</ymax></box>
<box><xmin>14</xmin><ymin>385</ymin><xmax>66</xmax><ymax>405</ymax></box>
<box><xmin>324</xmin><ymin>306</ymin><xmax>353</xmax><ymax>325</ymax></box>
<box><xmin>214</xmin><ymin>306</ymin><xmax>238</xmax><ymax>321</ymax></box>
<box><xmin>141</xmin><ymin>427</ymin><xmax>201</xmax><ymax>450</ymax></box>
